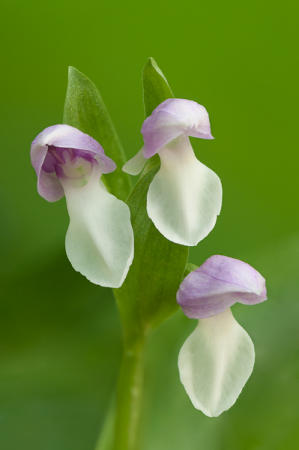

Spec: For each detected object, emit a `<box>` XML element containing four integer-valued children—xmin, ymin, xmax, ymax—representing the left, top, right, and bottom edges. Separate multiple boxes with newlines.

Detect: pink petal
<box><xmin>30</xmin><ymin>125</ymin><xmax>116</xmax><ymax>202</ymax></box>
<box><xmin>142</xmin><ymin>98</ymin><xmax>213</xmax><ymax>158</ymax></box>
<box><xmin>177</xmin><ymin>255</ymin><xmax>267</xmax><ymax>319</ymax></box>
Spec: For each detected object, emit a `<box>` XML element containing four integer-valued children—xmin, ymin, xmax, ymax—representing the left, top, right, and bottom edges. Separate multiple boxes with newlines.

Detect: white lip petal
<box><xmin>62</xmin><ymin>168</ymin><xmax>134</xmax><ymax>288</ymax></box>
<box><xmin>178</xmin><ymin>309</ymin><xmax>255</xmax><ymax>417</ymax></box>
<box><xmin>146</xmin><ymin>137</ymin><xmax>222</xmax><ymax>246</ymax></box>
<box><xmin>122</xmin><ymin>148</ymin><xmax>147</xmax><ymax>175</ymax></box>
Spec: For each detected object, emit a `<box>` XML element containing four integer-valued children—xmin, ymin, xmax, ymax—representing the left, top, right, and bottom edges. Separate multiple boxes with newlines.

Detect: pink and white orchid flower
<box><xmin>123</xmin><ymin>98</ymin><xmax>222</xmax><ymax>246</ymax></box>
<box><xmin>31</xmin><ymin>124</ymin><xmax>134</xmax><ymax>288</ymax></box>
<box><xmin>177</xmin><ymin>255</ymin><xmax>267</xmax><ymax>417</ymax></box>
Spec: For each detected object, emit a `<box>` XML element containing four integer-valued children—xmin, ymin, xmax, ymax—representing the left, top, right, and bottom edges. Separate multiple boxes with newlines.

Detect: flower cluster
<box><xmin>31</xmin><ymin>98</ymin><xmax>267</xmax><ymax>417</ymax></box>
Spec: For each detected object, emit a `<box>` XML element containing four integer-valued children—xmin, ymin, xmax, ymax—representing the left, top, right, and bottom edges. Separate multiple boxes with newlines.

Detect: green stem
<box><xmin>113</xmin><ymin>337</ymin><xmax>146</xmax><ymax>450</ymax></box>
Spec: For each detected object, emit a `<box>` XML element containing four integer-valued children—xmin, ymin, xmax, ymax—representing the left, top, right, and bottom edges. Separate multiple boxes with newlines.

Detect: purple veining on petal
<box><xmin>42</xmin><ymin>151</ymin><xmax>57</xmax><ymax>173</ymax></box>
<box><xmin>177</xmin><ymin>255</ymin><xmax>267</xmax><ymax>319</ymax></box>
<box><xmin>142</xmin><ymin>98</ymin><xmax>214</xmax><ymax>158</ymax></box>
<box><xmin>43</xmin><ymin>146</ymin><xmax>100</xmax><ymax>179</ymax></box>
<box><xmin>30</xmin><ymin>124</ymin><xmax>116</xmax><ymax>202</ymax></box>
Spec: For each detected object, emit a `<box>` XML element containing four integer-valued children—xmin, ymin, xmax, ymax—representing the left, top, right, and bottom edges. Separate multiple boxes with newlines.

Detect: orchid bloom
<box><xmin>123</xmin><ymin>98</ymin><xmax>222</xmax><ymax>246</ymax></box>
<box><xmin>177</xmin><ymin>255</ymin><xmax>267</xmax><ymax>417</ymax></box>
<box><xmin>30</xmin><ymin>124</ymin><xmax>134</xmax><ymax>288</ymax></box>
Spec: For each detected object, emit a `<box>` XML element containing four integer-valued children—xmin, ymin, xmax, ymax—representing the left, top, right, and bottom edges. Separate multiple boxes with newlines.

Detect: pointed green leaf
<box><xmin>184</xmin><ymin>262</ymin><xmax>199</xmax><ymax>277</ymax></box>
<box><xmin>115</xmin><ymin>58</ymin><xmax>188</xmax><ymax>344</ymax></box>
<box><xmin>143</xmin><ymin>57</ymin><xmax>174</xmax><ymax>117</ymax></box>
<box><xmin>63</xmin><ymin>66</ymin><xmax>131</xmax><ymax>200</ymax></box>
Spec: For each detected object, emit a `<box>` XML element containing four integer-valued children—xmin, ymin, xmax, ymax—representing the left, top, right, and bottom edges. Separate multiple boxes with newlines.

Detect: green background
<box><xmin>1</xmin><ymin>0</ymin><xmax>298</xmax><ymax>449</ymax></box>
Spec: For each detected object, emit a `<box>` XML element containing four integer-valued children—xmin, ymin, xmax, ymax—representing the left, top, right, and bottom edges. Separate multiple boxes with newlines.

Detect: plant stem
<box><xmin>113</xmin><ymin>337</ymin><xmax>146</xmax><ymax>450</ymax></box>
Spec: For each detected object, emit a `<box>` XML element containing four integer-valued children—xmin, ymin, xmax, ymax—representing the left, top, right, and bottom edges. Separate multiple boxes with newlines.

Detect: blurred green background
<box><xmin>1</xmin><ymin>0</ymin><xmax>298</xmax><ymax>449</ymax></box>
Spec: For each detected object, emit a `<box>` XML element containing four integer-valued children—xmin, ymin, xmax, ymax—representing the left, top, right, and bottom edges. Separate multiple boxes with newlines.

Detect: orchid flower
<box><xmin>30</xmin><ymin>124</ymin><xmax>134</xmax><ymax>288</ymax></box>
<box><xmin>177</xmin><ymin>255</ymin><xmax>267</xmax><ymax>417</ymax></box>
<box><xmin>123</xmin><ymin>98</ymin><xmax>222</xmax><ymax>246</ymax></box>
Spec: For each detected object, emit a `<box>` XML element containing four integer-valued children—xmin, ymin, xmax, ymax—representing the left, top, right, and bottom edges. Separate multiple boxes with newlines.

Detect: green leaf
<box><xmin>63</xmin><ymin>66</ymin><xmax>131</xmax><ymax>201</ymax></box>
<box><xmin>142</xmin><ymin>57</ymin><xmax>174</xmax><ymax>117</ymax></box>
<box><xmin>184</xmin><ymin>262</ymin><xmax>198</xmax><ymax>277</ymax></box>
<box><xmin>115</xmin><ymin>170</ymin><xmax>188</xmax><ymax>343</ymax></box>
<box><xmin>115</xmin><ymin>58</ymin><xmax>188</xmax><ymax>345</ymax></box>
<box><xmin>95</xmin><ymin>398</ymin><xmax>115</xmax><ymax>450</ymax></box>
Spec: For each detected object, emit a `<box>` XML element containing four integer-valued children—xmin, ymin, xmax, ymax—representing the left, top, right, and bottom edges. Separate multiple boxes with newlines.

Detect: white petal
<box><xmin>122</xmin><ymin>148</ymin><xmax>147</xmax><ymax>175</ymax></box>
<box><xmin>62</xmin><ymin>169</ymin><xmax>134</xmax><ymax>288</ymax></box>
<box><xmin>178</xmin><ymin>309</ymin><xmax>255</xmax><ymax>417</ymax></box>
<box><xmin>147</xmin><ymin>137</ymin><xmax>222</xmax><ymax>246</ymax></box>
